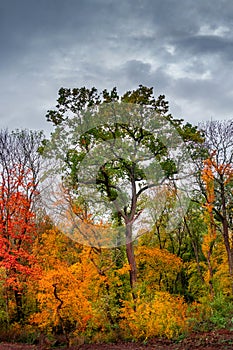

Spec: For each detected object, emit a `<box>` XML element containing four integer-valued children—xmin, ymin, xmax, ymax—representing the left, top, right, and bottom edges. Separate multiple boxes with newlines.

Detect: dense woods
<box><xmin>0</xmin><ymin>86</ymin><xmax>233</xmax><ymax>347</ymax></box>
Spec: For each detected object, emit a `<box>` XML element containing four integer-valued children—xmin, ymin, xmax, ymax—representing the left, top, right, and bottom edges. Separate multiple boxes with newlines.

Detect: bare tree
<box><xmin>199</xmin><ymin>120</ymin><xmax>233</xmax><ymax>289</ymax></box>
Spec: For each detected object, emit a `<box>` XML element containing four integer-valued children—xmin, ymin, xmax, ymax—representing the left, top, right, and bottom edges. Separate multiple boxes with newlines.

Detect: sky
<box><xmin>1</xmin><ymin>0</ymin><xmax>233</xmax><ymax>134</ymax></box>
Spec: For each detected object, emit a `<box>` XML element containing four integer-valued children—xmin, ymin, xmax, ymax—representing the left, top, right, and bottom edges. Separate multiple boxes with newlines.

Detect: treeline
<box><xmin>0</xmin><ymin>86</ymin><xmax>233</xmax><ymax>347</ymax></box>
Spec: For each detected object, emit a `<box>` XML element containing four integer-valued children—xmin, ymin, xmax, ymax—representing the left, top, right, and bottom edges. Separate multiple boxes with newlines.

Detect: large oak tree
<box><xmin>44</xmin><ymin>85</ymin><xmax>203</xmax><ymax>296</ymax></box>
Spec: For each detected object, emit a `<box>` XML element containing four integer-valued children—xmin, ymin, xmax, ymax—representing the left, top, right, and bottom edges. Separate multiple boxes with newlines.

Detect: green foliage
<box><xmin>209</xmin><ymin>294</ymin><xmax>233</xmax><ymax>329</ymax></box>
<box><xmin>194</xmin><ymin>293</ymin><xmax>233</xmax><ymax>332</ymax></box>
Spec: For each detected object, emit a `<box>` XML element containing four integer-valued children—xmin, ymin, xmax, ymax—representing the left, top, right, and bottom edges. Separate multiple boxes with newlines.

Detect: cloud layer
<box><xmin>1</xmin><ymin>0</ymin><xmax>233</xmax><ymax>132</ymax></box>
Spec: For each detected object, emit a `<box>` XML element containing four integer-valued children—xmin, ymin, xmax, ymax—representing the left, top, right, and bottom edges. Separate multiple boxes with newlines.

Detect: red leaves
<box><xmin>0</xmin><ymin>164</ymin><xmax>38</xmax><ymax>289</ymax></box>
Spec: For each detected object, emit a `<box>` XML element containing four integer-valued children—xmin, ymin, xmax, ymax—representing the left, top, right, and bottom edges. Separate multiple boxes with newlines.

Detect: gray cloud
<box><xmin>0</xmin><ymin>0</ymin><xmax>233</xmax><ymax>133</ymax></box>
<box><xmin>175</xmin><ymin>35</ymin><xmax>233</xmax><ymax>60</ymax></box>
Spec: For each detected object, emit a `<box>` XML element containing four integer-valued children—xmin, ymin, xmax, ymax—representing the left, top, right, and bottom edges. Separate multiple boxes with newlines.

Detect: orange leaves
<box><xmin>31</xmin><ymin>230</ymin><xmax>104</xmax><ymax>337</ymax></box>
<box><xmin>201</xmin><ymin>156</ymin><xmax>221</xmax><ymax>295</ymax></box>
<box><xmin>31</xmin><ymin>262</ymin><xmax>93</xmax><ymax>335</ymax></box>
<box><xmin>201</xmin><ymin>156</ymin><xmax>217</xmax><ymax>252</ymax></box>
<box><xmin>202</xmin><ymin>153</ymin><xmax>233</xmax><ymax>191</ymax></box>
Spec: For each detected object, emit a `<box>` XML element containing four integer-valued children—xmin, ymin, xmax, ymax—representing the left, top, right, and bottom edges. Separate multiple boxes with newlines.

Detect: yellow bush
<box><xmin>120</xmin><ymin>292</ymin><xmax>192</xmax><ymax>340</ymax></box>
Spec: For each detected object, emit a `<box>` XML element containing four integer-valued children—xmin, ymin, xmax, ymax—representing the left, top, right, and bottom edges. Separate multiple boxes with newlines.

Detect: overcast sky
<box><xmin>1</xmin><ymin>0</ymin><xmax>233</xmax><ymax>134</ymax></box>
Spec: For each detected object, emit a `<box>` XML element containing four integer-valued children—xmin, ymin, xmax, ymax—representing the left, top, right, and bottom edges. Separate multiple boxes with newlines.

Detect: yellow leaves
<box><xmin>135</xmin><ymin>246</ymin><xmax>183</xmax><ymax>294</ymax></box>
<box><xmin>211</xmin><ymin>239</ymin><xmax>232</xmax><ymax>295</ymax></box>
<box><xmin>202</xmin><ymin>230</ymin><xmax>216</xmax><ymax>257</ymax></box>
<box><xmin>33</xmin><ymin>227</ymin><xmax>84</xmax><ymax>271</ymax></box>
<box><xmin>120</xmin><ymin>292</ymin><xmax>192</xmax><ymax>340</ymax></box>
<box><xmin>117</xmin><ymin>263</ymin><xmax>131</xmax><ymax>276</ymax></box>
<box><xmin>137</xmin><ymin>246</ymin><xmax>182</xmax><ymax>269</ymax></box>
<box><xmin>136</xmin><ymin>246</ymin><xmax>182</xmax><ymax>280</ymax></box>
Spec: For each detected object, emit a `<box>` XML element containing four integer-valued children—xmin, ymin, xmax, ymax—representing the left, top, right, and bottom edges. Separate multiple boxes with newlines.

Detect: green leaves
<box><xmin>43</xmin><ymin>86</ymin><xmax>203</xmax><ymax>252</ymax></box>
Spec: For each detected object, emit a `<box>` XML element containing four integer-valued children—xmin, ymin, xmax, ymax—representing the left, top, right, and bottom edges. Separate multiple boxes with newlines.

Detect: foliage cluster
<box><xmin>0</xmin><ymin>87</ymin><xmax>233</xmax><ymax>346</ymax></box>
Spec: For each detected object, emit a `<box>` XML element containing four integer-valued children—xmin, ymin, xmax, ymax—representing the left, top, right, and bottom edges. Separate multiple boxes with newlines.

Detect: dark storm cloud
<box><xmin>175</xmin><ymin>35</ymin><xmax>233</xmax><ymax>59</ymax></box>
<box><xmin>0</xmin><ymin>0</ymin><xmax>233</xmax><ymax>131</ymax></box>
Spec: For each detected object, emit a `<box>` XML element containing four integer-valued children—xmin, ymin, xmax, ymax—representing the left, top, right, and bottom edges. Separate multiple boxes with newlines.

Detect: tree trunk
<box><xmin>5</xmin><ymin>289</ymin><xmax>10</xmax><ymax>326</ymax></box>
<box><xmin>206</xmin><ymin>250</ymin><xmax>215</xmax><ymax>297</ymax></box>
<box><xmin>14</xmin><ymin>289</ymin><xmax>23</xmax><ymax>322</ymax></box>
<box><xmin>222</xmin><ymin>216</ymin><xmax>233</xmax><ymax>276</ymax></box>
<box><xmin>184</xmin><ymin>216</ymin><xmax>205</xmax><ymax>283</ymax></box>
<box><xmin>125</xmin><ymin>222</ymin><xmax>137</xmax><ymax>298</ymax></box>
<box><xmin>220</xmin><ymin>180</ymin><xmax>233</xmax><ymax>292</ymax></box>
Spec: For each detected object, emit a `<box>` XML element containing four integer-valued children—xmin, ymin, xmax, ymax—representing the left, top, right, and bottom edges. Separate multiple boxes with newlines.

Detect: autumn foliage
<box><xmin>0</xmin><ymin>115</ymin><xmax>233</xmax><ymax>345</ymax></box>
<box><xmin>0</xmin><ymin>150</ymin><xmax>232</xmax><ymax>345</ymax></box>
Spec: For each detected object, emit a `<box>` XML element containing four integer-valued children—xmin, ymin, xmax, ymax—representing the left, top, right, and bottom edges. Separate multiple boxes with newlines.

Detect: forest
<box><xmin>0</xmin><ymin>85</ymin><xmax>233</xmax><ymax>348</ymax></box>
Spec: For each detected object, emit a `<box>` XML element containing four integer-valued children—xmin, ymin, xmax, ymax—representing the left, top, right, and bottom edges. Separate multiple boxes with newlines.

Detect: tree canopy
<box><xmin>43</xmin><ymin>85</ymin><xmax>203</xmax><ymax>291</ymax></box>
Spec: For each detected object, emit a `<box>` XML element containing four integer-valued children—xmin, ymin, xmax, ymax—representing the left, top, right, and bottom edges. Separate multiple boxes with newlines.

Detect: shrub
<box><xmin>120</xmin><ymin>291</ymin><xmax>192</xmax><ymax>340</ymax></box>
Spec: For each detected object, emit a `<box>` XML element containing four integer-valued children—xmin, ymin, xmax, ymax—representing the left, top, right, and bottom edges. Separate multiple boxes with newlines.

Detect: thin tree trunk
<box><xmin>125</xmin><ymin>222</ymin><xmax>137</xmax><ymax>299</ymax></box>
<box><xmin>220</xmin><ymin>180</ymin><xmax>233</xmax><ymax>292</ymax></box>
<box><xmin>184</xmin><ymin>216</ymin><xmax>204</xmax><ymax>283</ymax></box>
<box><xmin>5</xmin><ymin>289</ymin><xmax>10</xmax><ymax>327</ymax></box>
<box><xmin>14</xmin><ymin>289</ymin><xmax>23</xmax><ymax>322</ymax></box>
<box><xmin>206</xmin><ymin>250</ymin><xmax>215</xmax><ymax>298</ymax></box>
<box><xmin>52</xmin><ymin>283</ymin><xmax>70</xmax><ymax>347</ymax></box>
